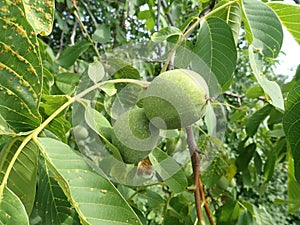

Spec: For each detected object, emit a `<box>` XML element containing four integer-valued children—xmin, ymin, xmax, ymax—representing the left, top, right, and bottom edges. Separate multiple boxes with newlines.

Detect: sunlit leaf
<box><xmin>38</xmin><ymin>137</ymin><xmax>142</xmax><ymax>225</ymax></box>
<box><xmin>0</xmin><ymin>187</ymin><xmax>29</xmax><ymax>225</ymax></box>
<box><xmin>242</xmin><ymin>0</ymin><xmax>283</xmax><ymax>58</ymax></box>
<box><xmin>23</xmin><ymin>0</ymin><xmax>55</xmax><ymax>36</ymax></box>
<box><xmin>35</xmin><ymin>156</ymin><xmax>81</xmax><ymax>224</ymax></box>
<box><xmin>0</xmin><ymin>0</ymin><xmax>43</xmax><ymax>132</ymax></box>
<box><xmin>268</xmin><ymin>2</ymin><xmax>300</xmax><ymax>45</ymax></box>
<box><xmin>151</xmin><ymin>26</ymin><xmax>183</xmax><ymax>42</ymax></box>
<box><xmin>88</xmin><ymin>61</ymin><xmax>105</xmax><ymax>83</ymax></box>
<box><xmin>248</xmin><ymin>46</ymin><xmax>285</xmax><ymax>110</ymax></box>
<box><xmin>192</xmin><ymin>17</ymin><xmax>237</xmax><ymax>96</ymax></box>
<box><xmin>0</xmin><ymin>138</ymin><xmax>38</xmax><ymax>215</ymax></box>
<box><xmin>209</xmin><ymin>0</ymin><xmax>242</xmax><ymax>45</ymax></box>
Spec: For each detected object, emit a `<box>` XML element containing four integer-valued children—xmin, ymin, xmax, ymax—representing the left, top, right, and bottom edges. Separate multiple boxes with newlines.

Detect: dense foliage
<box><xmin>0</xmin><ymin>0</ymin><xmax>300</xmax><ymax>224</ymax></box>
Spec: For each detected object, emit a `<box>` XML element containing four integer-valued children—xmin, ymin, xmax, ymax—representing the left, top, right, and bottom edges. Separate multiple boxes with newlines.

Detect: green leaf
<box><xmin>173</xmin><ymin>40</ymin><xmax>194</xmax><ymax>69</ymax></box>
<box><xmin>56</xmin><ymin>73</ymin><xmax>81</xmax><ymax>95</ymax></box>
<box><xmin>150</xmin><ymin>148</ymin><xmax>188</xmax><ymax>193</ymax></box>
<box><xmin>192</xmin><ymin>17</ymin><xmax>237</xmax><ymax>96</ymax></box>
<box><xmin>88</xmin><ymin>61</ymin><xmax>105</xmax><ymax>83</ymax></box>
<box><xmin>267</xmin><ymin>2</ymin><xmax>300</xmax><ymax>45</ymax></box>
<box><xmin>248</xmin><ymin>46</ymin><xmax>284</xmax><ymax>110</ymax></box>
<box><xmin>236</xmin><ymin>209</ymin><xmax>254</xmax><ymax>225</ymax></box>
<box><xmin>209</xmin><ymin>0</ymin><xmax>242</xmax><ymax>45</ymax></box>
<box><xmin>245</xmin><ymin>85</ymin><xmax>264</xmax><ymax>99</ymax></box>
<box><xmin>0</xmin><ymin>187</ymin><xmax>29</xmax><ymax>225</ymax></box>
<box><xmin>0</xmin><ymin>138</ymin><xmax>38</xmax><ymax>215</ymax></box>
<box><xmin>38</xmin><ymin>137</ymin><xmax>142</xmax><ymax>225</ymax></box>
<box><xmin>84</xmin><ymin>106</ymin><xmax>113</xmax><ymax>141</ymax></box>
<box><xmin>236</xmin><ymin>143</ymin><xmax>256</xmax><ymax>171</ymax></box>
<box><xmin>35</xmin><ymin>156</ymin><xmax>81</xmax><ymax>224</ymax></box>
<box><xmin>283</xmin><ymin>82</ymin><xmax>300</xmax><ymax>183</ymax></box>
<box><xmin>151</xmin><ymin>26</ymin><xmax>183</xmax><ymax>42</ymax></box>
<box><xmin>138</xmin><ymin>189</ymin><xmax>165</xmax><ymax>210</ymax></box>
<box><xmin>253</xmin><ymin>206</ymin><xmax>275</xmax><ymax>224</ymax></box>
<box><xmin>0</xmin><ymin>1</ymin><xmax>43</xmax><ymax>132</ymax></box>
<box><xmin>107</xmin><ymin>59</ymin><xmax>140</xmax><ymax>79</ymax></box>
<box><xmin>57</xmin><ymin>40</ymin><xmax>91</xmax><ymax>68</ymax></box>
<box><xmin>23</xmin><ymin>0</ymin><xmax>55</xmax><ymax>36</ymax></box>
<box><xmin>92</xmin><ymin>25</ymin><xmax>111</xmax><ymax>44</ymax></box>
<box><xmin>245</xmin><ymin>104</ymin><xmax>273</xmax><ymax>137</ymax></box>
<box><xmin>101</xmin><ymin>83</ymin><xmax>117</xmax><ymax>96</ymax></box>
<box><xmin>242</xmin><ymin>0</ymin><xmax>283</xmax><ymax>58</ymax></box>
<box><xmin>287</xmin><ymin>151</ymin><xmax>300</xmax><ymax>213</ymax></box>
<box><xmin>106</xmin><ymin>84</ymin><xmax>144</xmax><ymax>119</ymax></box>
<box><xmin>216</xmin><ymin>198</ymin><xmax>240</xmax><ymax>224</ymax></box>
<box><xmin>40</xmin><ymin>94</ymin><xmax>69</xmax><ymax>116</ymax></box>
<box><xmin>243</xmin><ymin>0</ymin><xmax>284</xmax><ymax>110</ymax></box>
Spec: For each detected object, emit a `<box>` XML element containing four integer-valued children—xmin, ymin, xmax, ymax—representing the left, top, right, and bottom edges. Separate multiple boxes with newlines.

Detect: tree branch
<box><xmin>186</xmin><ymin>126</ymin><xmax>204</xmax><ymax>225</ymax></box>
<box><xmin>186</xmin><ymin>126</ymin><xmax>215</xmax><ymax>225</ymax></box>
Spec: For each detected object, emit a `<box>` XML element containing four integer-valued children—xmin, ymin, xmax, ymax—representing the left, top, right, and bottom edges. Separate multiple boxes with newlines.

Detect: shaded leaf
<box><xmin>267</xmin><ymin>2</ymin><xmax>300</xmax><ymax>45</ymax></box>
<box><xmin>38</xmin><ymin>137</ymin><xmax>142</xmax><ymax>225</ymax></box>
<box><xmin>192</xmin><ymin>17</ymin><xmax>237</xmax><ymax>96</ymax></box>
<box><xmin>57</xmin><ymin>40</ymin><xmax>91</xmax><ymax>68</ymax></box>
<box><xmin>56</xmin><ymin>73</ymin><xmax>81</xmax><ymax>95</ymax></box>
<box><xmin>283</xmin><ymin>82</ymin><xmax>300</xmax><ymax>183</ymax></box>
<box><xmin>236</xmin><ymin>143</ymin><xmax>256</xmax><ymax>171</ymax></box>
<box><xmin>0</xmin><ymin>1</ymin><xmax>43</xmax><ymax>132</ymax></box>
<box><xmin>23</xmin><ymin>0</ymin><xmax>55</xmax><ymax>36</ymax></box>
<box><xmin>150</xmin><ymin>148</ymin><xmax>188</xmax><ymax>193</ymax></box>
<box><xmin>246</xmin><ymin>104</ymin><xmax>273</xmax><ymax>136</ymax></box>
<box><xmin>0</xmin><ymin>187</ymin><xmax>29</xmax><ymax>225</ymax></box>
<box><xmin>0</xmin><ymin>138</ymin><xmax>38</xmax><ymax>215</ymax></box>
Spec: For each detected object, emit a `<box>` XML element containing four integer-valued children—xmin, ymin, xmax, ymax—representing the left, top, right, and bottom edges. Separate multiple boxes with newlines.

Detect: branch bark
<box><xmin>186</xmin><ymin>126</ymin><xmax>215</xmax><ymax>225</ymax></box>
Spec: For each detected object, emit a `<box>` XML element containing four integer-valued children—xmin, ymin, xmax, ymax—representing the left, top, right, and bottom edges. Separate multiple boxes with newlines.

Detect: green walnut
<box><xmin>112</xmin><ymin>108</ymin><xmax>160</xmax><ymax>164</ymax></box>
<box><xmin>142</xmin><ymin>69</ymin><xmax>209</xmax><ymax>129</ymax></box>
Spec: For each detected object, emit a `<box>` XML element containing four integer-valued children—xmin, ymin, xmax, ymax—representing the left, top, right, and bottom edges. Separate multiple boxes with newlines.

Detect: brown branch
<box><xmin>161</xmin><ymin>0</ymin><xmax>175</xmax><ymax>26</ymax></box>
<box><xmin>199</xmin><ymin>178</ymin><xmax>215</xmax><ymax>225</ymax></box>
<box><xmin>186</xmin><ymin>126</ymin><xmax>215</xmax><ymax>225</ymax></box>
<box><xmin>186</xmin><ymin>126</ymin><xmax>204</xmax><ymax>225</ymax></box>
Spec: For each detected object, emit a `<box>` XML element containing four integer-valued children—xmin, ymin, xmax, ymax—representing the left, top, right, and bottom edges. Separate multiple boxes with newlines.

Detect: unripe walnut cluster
<box><xmin>113</xmin><ymin>69</ymin><xmax>209</xmax><ymax>164</ymax></box>
<box><xmin>142</xmin><ymin>69</ymin><xmax>209</xmax><ymax>129</ymax></box>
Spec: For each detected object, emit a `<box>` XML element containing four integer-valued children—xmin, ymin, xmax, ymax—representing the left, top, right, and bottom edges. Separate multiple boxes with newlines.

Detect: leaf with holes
<box><xmin>0</xmin><ymin>138</ymin><xmax>38</xmax><ymax>215</ymax></box>
<box><xmin>23</xmin><ymin>0</ymin><xmax>55</xmax><ymax>36</ymax></box>
<box><xmin>38</xmin><ymin>137</ymin><xmax>142</xmax><ymax>225</ymax></box>
<box><xmin>192</xmin><ymin>17</ymin><xmax>237</xmax><ymax>97</ymax></box>
<box><xmin>0</xmin><ymin>1</ymin><xmax>43</xmax><ymax>132</ymax></box>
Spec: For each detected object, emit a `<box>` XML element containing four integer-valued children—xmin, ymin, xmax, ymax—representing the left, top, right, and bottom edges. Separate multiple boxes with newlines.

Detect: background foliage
<box><xmin>0</xmin><ymin>0</ymin><xmax>300</xmax><ymax>224</ymax></box>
